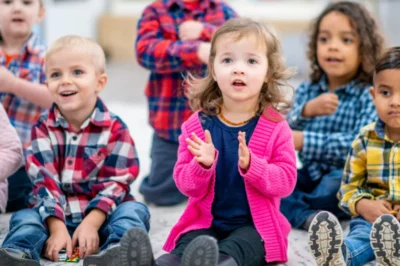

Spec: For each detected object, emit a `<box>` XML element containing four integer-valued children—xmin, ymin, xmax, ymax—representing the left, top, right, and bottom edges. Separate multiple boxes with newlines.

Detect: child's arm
<box><xmin>45</xmin><ymin>217</ymin><xmax>73</xmax><ymax>262</ymax></box>
<box><xmin>136</xmin><ymin>6</ymin><xmax>207</xmax><ymax>74</ymax></box>
<box><xmin>26</xmin><ymin>120</ymin><xmax>66</xmax><ymax>223</ymax></box>
<box><xmin>299</xmin><ymin>89</ymin><xmax>376</xmax><ymax>165</ymax></box>
<box><xmin>71</xmin><ymin>209</ymin><xmax>105</xmax><ymax>258</ymax></box>
<box><xmin>239</xmin><ymin>122</ymin><xmax>297</xmax><ymax>198</ymax></box>
<box><xmin>0</xmin><ymin>105</ymin><xmax>22</xmax><ymax>182</ymax></box>
<box><xmin>0</xmin><ymin>67</ymin><xmax>53</xmax><ymax>109</ymax></box>
<box><xmin>174</xmin><ymin>125</ymin><xmax>218</xmax><ymax>198</ymax></box>
<box><xmin>83</xmin><ymin>121</ymin><xmax>139</xmax><ymax>217</ymax></box>
<box><xmin>338</xmin><ymin>135</ymin><xmax>374</xmax><ymax>216</ymax></box>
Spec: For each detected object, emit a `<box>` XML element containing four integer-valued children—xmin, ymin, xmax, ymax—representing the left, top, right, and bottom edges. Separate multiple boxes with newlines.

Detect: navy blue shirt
<box><xmin>199</xmin><ymin>112</ymin><xmax>259</xmax><ymax>233</ymax></box>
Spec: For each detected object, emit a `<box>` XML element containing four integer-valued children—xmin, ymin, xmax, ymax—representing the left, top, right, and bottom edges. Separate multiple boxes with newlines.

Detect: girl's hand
<box><xmin>186</xmin><ymin>130</ymin><xmax>215</xmax><ymax>168</ymax></box>
<box><xmin>238</xmin><ymin>131</ymin><xmax>250</xmax><ymax>171</ymax></box>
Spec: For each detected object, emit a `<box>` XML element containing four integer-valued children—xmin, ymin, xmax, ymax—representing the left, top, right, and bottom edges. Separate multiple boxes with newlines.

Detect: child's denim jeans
<box><xmin>1</xmin><ymin>201</ymin><xmax>150</xmax><ymax>262</ymax></box>
<box><xmin>343</xmin><ymin>217</ymin><xmax>375</xmax><ymax>266</ymax></box>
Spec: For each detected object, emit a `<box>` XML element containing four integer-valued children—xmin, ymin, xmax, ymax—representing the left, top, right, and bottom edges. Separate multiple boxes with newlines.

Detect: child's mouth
<box><xmin>232</xmin><ymin>80</ymin><xmax>246</xmax><ymax>86</ymax></box>
<box><xmin>326</xmin><ymin>58</ymin><xmax>342</xmax><ymax>63</ymax></box>
<box><xmin>11</xmin><ymin>18</ymin><xmax>24</xmax><ymax>23</ymax></box>
<box><xmin>60</xmin><ymin>91</ymin><xmax>78</xmax><ymax>98</ymax></box>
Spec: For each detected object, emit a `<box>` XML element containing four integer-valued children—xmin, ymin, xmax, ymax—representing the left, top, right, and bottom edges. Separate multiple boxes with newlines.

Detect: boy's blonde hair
<box><xmin>188</xmin><ymin>18</ymin><xmax>295</xmax><ymax>116</ymax></box>
<box><xmin>45</xmin><ymin>35</ymin><xmax>106</xmax><ymax>74</ymax></box>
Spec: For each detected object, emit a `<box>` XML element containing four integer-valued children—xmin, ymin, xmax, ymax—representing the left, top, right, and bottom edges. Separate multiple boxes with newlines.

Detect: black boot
<box><xmin>156</xmin><ymin>253</ymin><xmax>182</xmax><ymax>266</ymax></box>
<box><xmin>181</xmin><ymin>235</ymin><xmax>219</xmax><ymax>266</ymax></box>
<box><xmin>217</xmin><ymin>254</ymin><xmax>238</xmax><ymax>266</ymax></box>
<box><xmin>119</xmin><ymin>227</ymin><xmax>155</xmax><ymax>266</ymax></box>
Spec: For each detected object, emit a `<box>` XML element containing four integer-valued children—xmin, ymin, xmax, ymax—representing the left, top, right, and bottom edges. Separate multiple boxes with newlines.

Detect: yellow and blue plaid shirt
<box><xmin>339</xmin><ymin>119</ymin><xmax>400</xmax><ymax>216</ymax></box>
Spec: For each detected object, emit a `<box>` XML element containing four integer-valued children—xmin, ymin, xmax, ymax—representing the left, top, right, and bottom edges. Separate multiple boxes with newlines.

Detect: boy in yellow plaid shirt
<box><xmin>307</xmin><ymin>47</ymin><xmax>400</xmax><ymax>266</ymax></box>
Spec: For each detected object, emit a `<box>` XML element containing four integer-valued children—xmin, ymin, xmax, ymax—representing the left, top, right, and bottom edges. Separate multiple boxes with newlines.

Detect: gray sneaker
<box><xmin>370</xmin><ymin>214</ymin><xmax>400</xmax><ymax>266</ymax></box>
<box><xmin>308</xmin><ymin>211</ymin><xmax>346</xmax><ymax>266</ymax></box>
<box><xmin>84</xmin><ymin>244</ymin><xmax>121</xmax><ymax>266</ymax></box>
<box><xmin>0</xmin><ymin>248</ymin><xmax>40</xmax><ymax>266</ymax></box>
<box><xmin>181</xmin><ymin>235</ymin><xmax>219</xmax><ymax>266</ymax></box>
<box><xmin>119</xmin><ymin>227</ymin><xmax>154</xmax><ymax>266</ymax></box>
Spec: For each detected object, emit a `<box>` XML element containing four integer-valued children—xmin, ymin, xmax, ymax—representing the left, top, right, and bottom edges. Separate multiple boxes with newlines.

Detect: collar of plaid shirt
<box><xmin>369</xmin><ymin>118</ymin><xmax>392</xmax><ymax>141</ymax></box>
<box><xmin>46</xmin><ymin>97</ymin><xmax>112</xmax><ymax>130</ymax></box>
<box><xmin>0</xmin><ymin>31</ymin><xmax>43</xmax><ymax>58</ymax></box>
<box><xmin>165</xmin><ymin>0</ymin><xmax>217</xmax><ymax>9</ymax></box>
<box><xmin>317</xmin><ymin>75</ymin><xmax>365</xmax><ymax>96</ymax></box>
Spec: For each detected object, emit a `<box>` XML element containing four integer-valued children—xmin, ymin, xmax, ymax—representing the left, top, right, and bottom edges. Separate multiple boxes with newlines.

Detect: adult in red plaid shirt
<box><xmin>136</xmin><ymin>0</ymin><xmax>237</xmax><ymax>206</ymax></box>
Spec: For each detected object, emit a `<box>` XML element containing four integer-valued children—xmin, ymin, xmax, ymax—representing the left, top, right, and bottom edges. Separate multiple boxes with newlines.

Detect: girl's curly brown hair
<box><xmin>187</xmin><ymin>18</ymin><xmax>295</xmax><ymax>117</ymax></box>
<box><xmin>308</xmin><ymin>1</ymin><xmax>384</xmax><ymax>84</ymax></box>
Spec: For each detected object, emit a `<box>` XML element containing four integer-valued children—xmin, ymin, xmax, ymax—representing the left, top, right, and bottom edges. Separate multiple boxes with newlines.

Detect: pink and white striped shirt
<box><xmin>0</xmin><ymin>104</ymin><xmax>22</xmax><ymax>213</ymax></box>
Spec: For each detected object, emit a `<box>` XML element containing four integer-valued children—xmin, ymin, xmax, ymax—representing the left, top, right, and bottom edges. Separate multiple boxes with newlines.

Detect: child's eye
<box><xmin>3</xmin><ymin>0</ymin><xmax>12</xmax><ymax>4</ymax></box>
<box><xmin>50</xmin><ymin>72</ymin><xmax>61</xmax><ymax>78</ymax></box>
<box><xmin>248</xmin><ymin>59</ymin><xmax>258</xmax><ymax>64</ymax></box>
<box><xmin>73</xmin><ymin>69</ymin><xmax>83</xmax><ymax>75</ymax></box>
<box><xmin>222</xmin><ymin>58</ymin><xmax>232</xmax><ymax>64</ymax></box>
<box><xmin>343</xmin><ymin>37</ymin><xmax>353</xmax><ymax>44</ymax></box>
<box><xmin>22</xmin><ymin>0</ymin><xmax>32</xmax><ymax>5</ymax></box>
<box><xmin>318</xmin><ymin>36</ymin><xmax>328</xmax><ymax>43</ymax></box>
<box><xmin>381</xmin><ymin>91</ymin><xmax>391</xmax><ymax>96</ymax></box>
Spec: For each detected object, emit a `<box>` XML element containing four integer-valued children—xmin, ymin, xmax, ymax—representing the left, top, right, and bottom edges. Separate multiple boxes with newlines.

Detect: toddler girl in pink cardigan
<box><xmin>119</xmin><ymin>18</ymin><xmax>297</xmax><ymax>266</ymax></box>
<box><xmin>0</xmin><ymin>104</ymin><xmax>22</xmax><ymax>213</ymax></box>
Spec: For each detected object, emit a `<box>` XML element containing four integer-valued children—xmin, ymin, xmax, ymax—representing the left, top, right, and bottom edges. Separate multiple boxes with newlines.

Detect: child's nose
<box><xmin>232</xmin><ymin>63</ymin><xmax>245</xmax><ymax>75</ymax></box>
<box><xmin>328</xmin><ymin>39</ymin><xmax>340</xmax><ymax>51</ymax></box>
<box><xmin>60</xmin><ymin>75</ymin><xmax>72</xmax><ymax>85</ymax></box>
<box><xmin>390</xmin><ymin>94</ymin><xmax>400</xmax><ymax>106</ymax></box>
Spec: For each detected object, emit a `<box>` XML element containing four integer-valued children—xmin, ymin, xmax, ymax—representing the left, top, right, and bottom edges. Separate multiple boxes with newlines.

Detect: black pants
<box><xmin>6</xmin><ymin>167</ymin><xmax>33</xmax><ymax>213</ymax></box>
<box><xmin>171</xmin><ymin>225</ymin><xmax>266</xmax><ymax>266</ymax></box>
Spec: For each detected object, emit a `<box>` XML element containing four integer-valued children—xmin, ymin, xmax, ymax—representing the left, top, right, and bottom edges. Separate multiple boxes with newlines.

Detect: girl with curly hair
<box><xmin>281</xmin><ymin>0</ymin><xmax>384</xmax><ymax>232</ymax></box>
<box><xmin>120</xmin><ymin>17</ymin><xmax>297</xmax><ymax>266</ymax></box>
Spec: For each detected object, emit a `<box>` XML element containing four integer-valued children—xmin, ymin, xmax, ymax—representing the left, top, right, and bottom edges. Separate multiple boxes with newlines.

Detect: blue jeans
<box><xmin>139</xmin><ymin>133</ymin><xmax>186</xmax><ymax>206</ymax></box>
<box><xmin>343</xmin><ymin>217</ymin><xmax>375</xmax><ymax>266</ymax></box>
<box><xmin>280</xmin><ymin>167</ymin><xmax>349</xmax><ymax>228</ymax></box>
<box><xmin>1</xmin><ymin>201</ymin><xmax>150</xmax><ymax>262</ymax></box>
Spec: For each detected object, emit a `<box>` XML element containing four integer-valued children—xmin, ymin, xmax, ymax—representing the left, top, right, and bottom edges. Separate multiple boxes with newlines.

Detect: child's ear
<box><xmin>95</xmin><ymin>73</ymin><xmax>108</xmax><ymax>94</ymax></box>
<box><xmin>209</xmin><ymin>63</ymin><xmax>217</xmax><ymax>81</ymax></box>
<box><xmin>37</xmin><ymin>7</ymin><xmax>46</xmax><ymax>23</ymax></box>
<box><xmin>369</xmin><ymin>86</ymin><xmax>376</xmax><ymax>100</ymax></box>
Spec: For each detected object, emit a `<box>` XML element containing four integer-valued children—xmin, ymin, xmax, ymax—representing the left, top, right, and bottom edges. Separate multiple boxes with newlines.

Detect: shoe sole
<box><xmin>308</xmin><ymin>211</ymin><xmax>345</xmax><ymax>266</ymax></box>
<box><xmin>0</xmin><ymin>249</ymin><xmax>40</xmax><ymax>266</ymax></box>
<box><xmin>181</xmin><ymin>236</ymin><xmax>218</xmax><ymax>266</ymax></box>
<box><xmin>119</xmin><ymin>228</ymin><xmax>154</xmax><ymax>266</ymax></box>
<box><xmin>371</xmin><ymin>214</ymin><xmax>400</xmax><ymax>266</ymax></box>
<box><xmin>84</xmin><ymin>246</ymin><xmax>120</xmax><ymax>266</ymax></box>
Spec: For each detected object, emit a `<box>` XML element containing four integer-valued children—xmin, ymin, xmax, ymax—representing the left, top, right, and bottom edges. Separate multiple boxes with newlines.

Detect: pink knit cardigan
<box><xmin>163</xmin><ymin>108</ymin><xmax>297</xmax><ymax>263</ymax></box>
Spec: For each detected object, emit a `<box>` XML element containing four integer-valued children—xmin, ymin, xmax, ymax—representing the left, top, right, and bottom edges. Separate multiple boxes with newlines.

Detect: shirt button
<box><xmin>72</xmin><ymin>136</ymin><xmax>77</xmax><ymax>141</ymax></box>
<box><xmin>67</xmin><ymin>160</ymin><xmax>73</xmax><ymax>165</ymax></box>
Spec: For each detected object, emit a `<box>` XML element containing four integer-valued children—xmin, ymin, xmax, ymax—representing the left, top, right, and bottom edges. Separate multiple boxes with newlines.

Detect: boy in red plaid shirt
<box><xmin>0</xmin><ymin>36</ymin><xmax>150</xmax><ymax>266</ymax></box>
<box><xmin>136</xmin><ymin>0</ymin><xmax>237</xmax><ymax>206</ymax></box>
<box><xmin>0</xmin><ymin>0</ymin><xmax>54</xmax><ymax>212</ymax></box>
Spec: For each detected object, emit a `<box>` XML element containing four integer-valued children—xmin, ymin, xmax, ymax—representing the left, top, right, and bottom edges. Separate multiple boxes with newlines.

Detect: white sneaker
<box><xmin>308</xmin><ymin>211</ymin><xmax>346</xmax><ymax>266</ymax></box>
<box><xmin>370</xmin><ymin>214</ymin><xmax>400</xmax><ymax>266</ymax></box>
